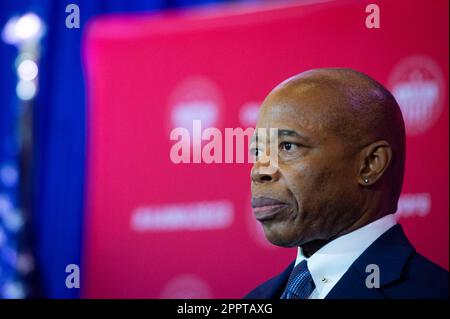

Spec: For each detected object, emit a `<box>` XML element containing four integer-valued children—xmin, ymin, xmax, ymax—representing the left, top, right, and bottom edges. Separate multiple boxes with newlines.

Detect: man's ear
<box><xmin>357</xmin><ymin>140</ymin><xmax>392</xmax><ymax>186</ymax></box>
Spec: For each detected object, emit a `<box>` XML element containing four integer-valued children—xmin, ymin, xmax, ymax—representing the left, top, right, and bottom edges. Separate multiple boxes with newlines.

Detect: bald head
<box><xmin>273</xmin><ymin>68</ymin><xmax>405</xmax><ymax>149</ymax></box>
<box><xmin>267</xmin><ymin>68</ymin><xmax>405</xmax><ymax>210</ymax></box>
<box><xmin>251</xmin><ymin>68</ymin><xmax>406</xmax><ymax>251</ymax></box>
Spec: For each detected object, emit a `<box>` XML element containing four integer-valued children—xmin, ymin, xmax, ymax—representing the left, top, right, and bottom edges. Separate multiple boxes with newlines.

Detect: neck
<box><xmin>301</xmin><ymin>240</ymin><xmax>328</xmax><ymax>258</ymax></box>
<box><xmin>300</xmin><ymin>209</ymin><xmax>388</xmax><ymax>257</ymax></box>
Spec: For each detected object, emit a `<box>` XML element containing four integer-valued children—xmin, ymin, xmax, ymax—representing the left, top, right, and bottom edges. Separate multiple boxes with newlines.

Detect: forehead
<box><xmin>256</xmin><ymin>86</ymin><xmax>334</xmax><ymax>137</ymax></box>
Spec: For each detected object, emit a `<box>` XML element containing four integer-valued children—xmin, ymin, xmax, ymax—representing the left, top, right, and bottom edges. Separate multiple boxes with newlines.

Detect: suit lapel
<box><xmin>245</xmin><ymin>261</ymin><xmax>294</xmax><ymax>299</ymax></box>
<box><xmin>262</xmin><ymin>261</ymin><xmax>294</xmax><ymax>298</ymax></box>
<box><xmin>325</xmin><ymin>224</ymin><xmax>415</xmax><ymax>299</ymax></box>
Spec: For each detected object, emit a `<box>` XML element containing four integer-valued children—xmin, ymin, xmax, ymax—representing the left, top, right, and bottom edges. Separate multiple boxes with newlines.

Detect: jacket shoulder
<box><xmin>383</xmin><ymin>251</ymin><xmax>449</xmax><ymax>299</ymax></box>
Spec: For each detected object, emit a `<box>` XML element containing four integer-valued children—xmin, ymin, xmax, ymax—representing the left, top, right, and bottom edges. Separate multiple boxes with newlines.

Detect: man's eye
<box><xmin>250</xmin><ymin>148</ymin><xmax>260</xmax><ymax>156</ymax></box>
<box><xmin>280</xmin><ymin>142</ymin><xmax>298</xmax><ymax>151</ymax></box>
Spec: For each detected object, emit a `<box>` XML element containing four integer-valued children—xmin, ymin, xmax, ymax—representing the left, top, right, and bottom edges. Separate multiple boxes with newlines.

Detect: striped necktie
<box><xmin>280</xmin><ymin>260</ymin><xmax>315</xmax><ymax>299</ymax></box>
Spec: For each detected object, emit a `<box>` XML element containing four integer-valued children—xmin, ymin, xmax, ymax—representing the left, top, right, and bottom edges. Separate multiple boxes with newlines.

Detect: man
<box><xmin>245</xmin><ymin>68</ymin><xmax>448</xmax><ymax>299</ymax></box>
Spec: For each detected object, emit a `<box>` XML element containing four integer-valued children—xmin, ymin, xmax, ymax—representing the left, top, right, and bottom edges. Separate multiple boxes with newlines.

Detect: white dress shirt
<box><xmin>294</xmin><ymin>214</ymin><xmax>397</xmax><ymax>299</ymax></box>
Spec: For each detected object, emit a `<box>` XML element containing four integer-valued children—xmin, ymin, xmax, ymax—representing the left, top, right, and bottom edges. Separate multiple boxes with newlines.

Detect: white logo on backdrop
<box><xmin>130</xmin><ymin>200</ymin><xmax>234</xmax><ymax>232</ymax></box>
<box><xmin>396</xmin><ymin>193</ymin><xmax>431</xmax><ymax>218</ymax></box>
<box><xmin>160</xmin><ymin>274</ymin><xmax>213</xmax><ymax>299</ymax></box>
<box><xmin>239</xmin><ymin>102</ymin><xmax>261</xmax><ymax>127</ymax></box>
<box><xmin>388</xmin><ymin>55</ymin><xmax>445</xmax><ymax>136</ymax></box>
<box><xmin>169</xmin><ymin>76</ymin><xmax>223</xmax><ymax>135</ymax></box>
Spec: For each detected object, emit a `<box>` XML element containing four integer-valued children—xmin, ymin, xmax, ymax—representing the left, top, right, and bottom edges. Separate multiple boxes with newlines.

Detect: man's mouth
<box><xmin>251</xmin><ymin>197</ymin><xmax>288</xmax><ymax>221</ymax></box>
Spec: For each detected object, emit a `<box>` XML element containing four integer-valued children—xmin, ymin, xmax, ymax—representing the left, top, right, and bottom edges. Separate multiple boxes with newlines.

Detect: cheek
<box><xmin>282</xmin><ymin>162</ymin><xmax>327</xmax><ymax>206</ymax></box>
<box><xmin>282</xmin><ymin>160</ymin><xmax>349</xmax><ymax>228</ymax></box>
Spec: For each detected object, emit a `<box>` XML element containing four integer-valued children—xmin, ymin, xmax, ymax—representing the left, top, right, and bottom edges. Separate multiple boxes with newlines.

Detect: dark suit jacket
<box><xmin>245</xmin><ymin>224</ymin><xmax>449</xmax><ymax>299</ymax></box>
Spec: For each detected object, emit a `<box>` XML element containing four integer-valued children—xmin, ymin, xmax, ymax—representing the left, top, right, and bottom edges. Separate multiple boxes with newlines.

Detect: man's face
<box><xmin>250</xmin><ymin>86</ymin><xmax>363</xmax><ymax>248</ymax></box>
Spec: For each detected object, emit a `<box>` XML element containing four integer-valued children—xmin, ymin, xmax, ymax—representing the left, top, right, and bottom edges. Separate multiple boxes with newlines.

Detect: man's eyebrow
<box><xmin>250</xmin><ymin>129</ymin><xmax>310</xmax><ymax>144</ymax></box>
<box><xmin>278</xmin><ymin>129</ymin><xmax>310</xmax><ymax>142</ymax></box>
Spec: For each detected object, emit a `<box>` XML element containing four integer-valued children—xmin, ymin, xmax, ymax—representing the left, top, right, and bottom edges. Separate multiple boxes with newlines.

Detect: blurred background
<box><xmin>0</xmin><ymin>0</ymin><xmax>448</xmax><ymax>299</ymax></box>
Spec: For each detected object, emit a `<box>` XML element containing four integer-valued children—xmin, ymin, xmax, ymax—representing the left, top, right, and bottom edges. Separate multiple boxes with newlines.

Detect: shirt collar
<box><xmin>295</xmin><ymin>214</ymin><xmax>397</xmax><ymax>298</ymax></box>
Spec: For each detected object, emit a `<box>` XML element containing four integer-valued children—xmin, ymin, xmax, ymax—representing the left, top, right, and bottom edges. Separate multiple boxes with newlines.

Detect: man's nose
<box><xmin>251</xmin><ymin>161</ymin><xmax>280</xmax><ymax>184</ymax></box>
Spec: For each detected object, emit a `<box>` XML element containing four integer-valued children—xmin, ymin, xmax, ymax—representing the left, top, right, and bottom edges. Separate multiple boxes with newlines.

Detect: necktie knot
<box><xmin>281</xmin><ymin>260</ymin><xmax>315</xmax><ymax>299</ymax></box>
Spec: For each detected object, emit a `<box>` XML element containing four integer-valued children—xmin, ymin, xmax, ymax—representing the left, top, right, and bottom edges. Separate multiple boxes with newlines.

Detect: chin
<box><xmin>263</xmin><ymin>228</ymin><xmax>299</xmax><ymax>248</ymax></box>
<box><xmin>263</xmin><ymin>221</ymin><xmax>304</xmax><ymax>248</ymax></box>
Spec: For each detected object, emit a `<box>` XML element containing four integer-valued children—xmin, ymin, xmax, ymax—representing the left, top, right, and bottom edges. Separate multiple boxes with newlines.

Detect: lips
<box><xmin>251</xmin><ymin>197</ymin><xmax>288</xmax><ymax>221</ymax></box>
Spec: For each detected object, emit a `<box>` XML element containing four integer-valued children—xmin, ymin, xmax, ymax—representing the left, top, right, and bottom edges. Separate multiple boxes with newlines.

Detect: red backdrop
<box><xmin>82</xmin><ymin>0</ymin><xmax>449</xmax><ymax>298</ymax></box>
